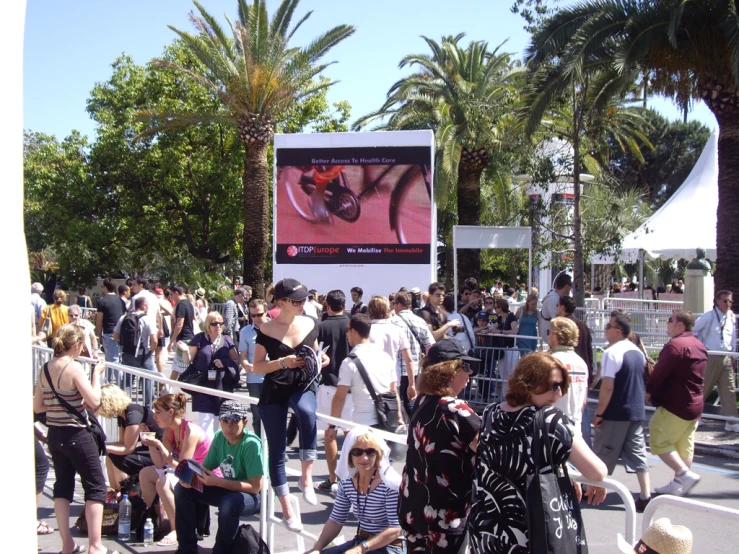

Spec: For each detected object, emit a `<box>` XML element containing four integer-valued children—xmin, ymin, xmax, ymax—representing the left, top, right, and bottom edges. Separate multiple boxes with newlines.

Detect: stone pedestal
<box><xmin>684</xmin><ymin>269</ymin><xmax>713</xmax><ymax>314</ymax></box>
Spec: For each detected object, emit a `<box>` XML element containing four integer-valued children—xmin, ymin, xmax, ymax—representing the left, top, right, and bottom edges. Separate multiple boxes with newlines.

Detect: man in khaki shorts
<box><xmin>647</xmin><ymin>310</ymin><xmax>707</xmax><ymax>496</ymax></box>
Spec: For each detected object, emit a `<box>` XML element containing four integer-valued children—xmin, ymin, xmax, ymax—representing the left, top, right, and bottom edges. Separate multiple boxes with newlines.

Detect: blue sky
<box><xmin>24</xmin><ymin>0</ymin><xmax>716</xmax><ymax>141</ymax></box>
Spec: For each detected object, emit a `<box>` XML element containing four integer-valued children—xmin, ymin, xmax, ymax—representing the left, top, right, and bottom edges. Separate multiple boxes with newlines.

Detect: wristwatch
<box><xmin>360</xmin><ymin>541</ymin><xmax>370</xmax><ymax>552</ymax></box>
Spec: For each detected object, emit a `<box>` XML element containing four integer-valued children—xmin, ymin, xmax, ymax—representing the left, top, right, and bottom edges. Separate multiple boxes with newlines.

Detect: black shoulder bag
<box><xmin>526</xmin><ymin>409</ymin><xmax>587</xmax><ymax>554</ymax></box>
<box><xmin>43</xmin><ymin>362</ymin><xmax>107</xmax><ymax>456</ymax></box>
<box><xmin>349</xmin><ymin>353</ymin><xmax>400</xmax><ymax>431</ymax></box>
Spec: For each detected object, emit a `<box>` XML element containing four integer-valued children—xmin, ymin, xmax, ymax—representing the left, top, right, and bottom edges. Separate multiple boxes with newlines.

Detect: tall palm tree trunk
<box><xmin>571</xmin><ymin>91</ymin><xmax>586</xmax><ymax>307</ymax></box>
<box><xmin>456</xmin><ymin>168</ymin><xmax>482</xmax><ymax>288</ymax></box>
<box><xmin>714</xmin><ymin>117</ymin><xmax>739</xmax><ymax>295</ymax></box>
<box><xmin>242</xmin><ymin>142</ymin><xmax>270</xmax><ymax>298</ymax></box>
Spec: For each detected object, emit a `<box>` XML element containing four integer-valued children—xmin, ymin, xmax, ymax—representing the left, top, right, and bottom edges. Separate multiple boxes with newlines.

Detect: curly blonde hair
<box><xmin>550</xmin><ymin>317</ymin><xmax>579</xmax><ymax>347</ymax></box>
<box><xmin>98</xmin><ymin>384</ymin><xmax>132</xmax><ymax>418</ymax></box>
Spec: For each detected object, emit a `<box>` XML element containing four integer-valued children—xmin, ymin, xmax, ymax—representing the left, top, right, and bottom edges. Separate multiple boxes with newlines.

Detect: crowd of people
<box><xmin>31</xmin><ymin>275</ymin><xmax>734</xmax><ymax>553</ymax></box>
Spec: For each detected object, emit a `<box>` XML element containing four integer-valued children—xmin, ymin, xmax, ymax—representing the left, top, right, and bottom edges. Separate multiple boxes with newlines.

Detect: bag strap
<box><xmin>531</xmin><ymin>408</ymin><xmax>554</xmax><ymax>472</ymax></box>
<box><xmin>349</xmin><ymin>353</ymin><xmax>379</xmax><ymax>402</ymax></box>
<box><xmin>396</xmin><ymin>313</ymin><xmax>424</xmax><ymax>350</ymax></box>
<box><xmin>460</xmin><ymin>316</ymin><xmax>476</xmax><ymax>349</ymax></box>
<box><xmin>43</xmin><ymin>362</ymin><xmax>91</xmax><ymax>430</ymax></box>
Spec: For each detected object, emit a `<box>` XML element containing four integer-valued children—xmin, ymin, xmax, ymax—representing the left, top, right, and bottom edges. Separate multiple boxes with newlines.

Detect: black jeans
<box><xmin>47</xmin><ymin>426</ymin><xmax>107</xmax><ymax>503</ymax></box>
<box><xmin>246</xmin><ymin>382</ymin><xmax>263</xmax><ymax>437</ymax></box>
<box><xmin>400</xmin><ymin>375</ymin><xmax>415</xmax><ymax>420</ymax></box>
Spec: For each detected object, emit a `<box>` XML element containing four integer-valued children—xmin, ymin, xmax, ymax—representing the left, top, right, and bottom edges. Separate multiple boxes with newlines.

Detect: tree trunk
<box><xmin>456</xmin><ymin>168</ymin><xmax>482</xmax><ymax>289</ymax></box>
<box><xmin>571</xmin><ymin>93</ymin><xmax>586</xmax><ymax>308</ymax></box>
<box><xmin>242</xmin><ymin>141</ymin><xmax>270</xmax><ymax>299</ymax></box>
<box><xmin>713</xmin><ymin>113</ymin><xmax>739</xmax><ymax>295</ymax></box>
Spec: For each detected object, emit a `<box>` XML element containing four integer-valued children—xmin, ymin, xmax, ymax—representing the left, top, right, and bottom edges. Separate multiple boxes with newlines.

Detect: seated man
<box><xmin>174</xmin><ymin>400</ymin><xmax>263</xmax><ymax>554</ymax></box>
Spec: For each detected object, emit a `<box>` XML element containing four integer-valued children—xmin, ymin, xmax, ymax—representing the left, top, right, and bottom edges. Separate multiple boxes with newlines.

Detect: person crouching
<box><xmin>174</xmin><ymin>400</ymin><xmax>263</xmax><ymax>554</ymax></box>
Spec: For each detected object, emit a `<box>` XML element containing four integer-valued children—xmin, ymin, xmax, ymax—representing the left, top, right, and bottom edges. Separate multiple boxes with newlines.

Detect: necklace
<box><xmin>355</xmin><ymin>468</ymin><xmax>378</xmax><ymax>536</ymax></box>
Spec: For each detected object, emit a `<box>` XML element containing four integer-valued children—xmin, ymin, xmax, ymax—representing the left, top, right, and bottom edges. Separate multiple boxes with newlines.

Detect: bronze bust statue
<box><xmin>687</xmin><ymin>247</ymin><xmax>712</xmax><ymax>270</ymax></box>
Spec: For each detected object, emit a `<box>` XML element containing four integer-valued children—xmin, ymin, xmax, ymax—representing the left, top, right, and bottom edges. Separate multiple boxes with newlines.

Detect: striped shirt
<box><xmin>42</xmin><ymin>386</ymin><xmax>87</xmax><ymax>428</ymax></box>
<box><xmin>330</xmin><ymin>477</ymin><xmax>399</xmax><ymax>535</ymax></box>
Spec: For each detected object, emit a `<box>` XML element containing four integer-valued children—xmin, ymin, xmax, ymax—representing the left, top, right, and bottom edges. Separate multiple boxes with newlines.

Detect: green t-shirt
<box><xmin>204</xmin><ymin>429</ymin><xmax>264</xmax><ymax>481</ymax></box>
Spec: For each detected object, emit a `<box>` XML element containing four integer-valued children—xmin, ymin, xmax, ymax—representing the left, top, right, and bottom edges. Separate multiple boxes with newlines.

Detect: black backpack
<box><xmin>120</xmin><ymin>313</ymin><xmax>143</xmax><ymax>355</ymax></box>
<box><xmin>230</xmin><ymin>524</ymin><xmax>269</xmax><ymax>554</ymax></box>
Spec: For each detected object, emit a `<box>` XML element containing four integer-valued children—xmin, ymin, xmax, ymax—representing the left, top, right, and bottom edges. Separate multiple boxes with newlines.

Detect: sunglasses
<box><xmin>461</xmin><ymin>361</ymin><xmax>479</xmax><ymax>377</ymax></box>
<box><xmin>551</xmin><ymin>381</ymin><xmax>565</xmax><ymax>393</ymax></box>
<box><xmin>350</xmin><ymin>448</ymin><xmax>378</xmax><ymax>458</ymax></box>
<box><xmin>290</xmin><ymin>299</ymin><xmax>306</xmax><ymax>307</ymax></box>
<box><xmin>210</xmin><ymin>321</ymin><xmax>225</xmax><ymax>327</ymax></box>
<box><xmin>69</xmin><ymin>313</ymin><xmax>80</xmax><ymax>318</ymax></box>
<box><xmin>250</xmin><ymin>312</ymin><xmax>265</xmax><ymax>318</ymax></box>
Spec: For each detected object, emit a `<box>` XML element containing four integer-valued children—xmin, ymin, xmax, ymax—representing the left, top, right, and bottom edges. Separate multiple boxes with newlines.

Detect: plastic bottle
<box><xmin>117</xmin><ymin>494</ymin><xmax>132</xmax><ymax>542</ymax></box>
<box><xmin>143</xmin><ymin>518</ymin><xmax>154</xmax><ymax>547</ymax></box>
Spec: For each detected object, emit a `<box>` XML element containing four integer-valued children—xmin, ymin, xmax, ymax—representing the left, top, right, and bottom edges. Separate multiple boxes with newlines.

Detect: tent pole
<box><xmin>453</xmin><ymin>227</ymin><xmax>458</xmax><ymax>306</ymax></box>
<box><xmin>639</xmin><ymin>250</ymin><xmax>644</xmax><ymax>298</ymax></box>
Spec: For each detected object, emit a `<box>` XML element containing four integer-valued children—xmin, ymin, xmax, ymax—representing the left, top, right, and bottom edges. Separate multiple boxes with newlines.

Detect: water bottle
<box><xmin>117</xmin><ymin>494</ymin><xmax>132</xmax><ymax>542</ymax></box>
<box><xmin>143</xmin><ymin>518</ymin><xmax>154</xmax><ymax>547</ymax></box>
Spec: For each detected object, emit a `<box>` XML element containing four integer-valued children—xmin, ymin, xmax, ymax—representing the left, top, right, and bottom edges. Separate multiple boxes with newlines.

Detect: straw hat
<box><xmin>195</xmin><ymin>288</ymin><xmax>205</xmax><ymax>298</ymax></box>
<box><xmin>617</xmin><ymin>518</ymin><xmax>692</xmax><ymax>554</ymax></box>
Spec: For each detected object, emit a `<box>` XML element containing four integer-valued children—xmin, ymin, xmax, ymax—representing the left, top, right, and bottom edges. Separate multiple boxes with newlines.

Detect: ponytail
<box><xmin>52</xmin><ymin>324</ymin><xmax>85</xmax><ymax>357</ymax></box>
<box><xmin>153</xmin><ymin>393</ymin><xmax>188</xmax><ymax>417</ymax></box>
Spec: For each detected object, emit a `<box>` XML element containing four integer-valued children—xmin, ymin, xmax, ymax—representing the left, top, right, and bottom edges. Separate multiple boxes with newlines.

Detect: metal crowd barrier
<box><xmin>641</xmin><ymin>496</ymin><xmax>739</xmax><ymax>544</ymax></box>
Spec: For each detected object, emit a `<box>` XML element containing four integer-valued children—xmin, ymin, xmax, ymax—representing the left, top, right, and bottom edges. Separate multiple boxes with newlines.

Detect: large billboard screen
<box><xmin>273</xmin><ymin>131</ymin><xmax>435</xmax><ymax>297</ymax></box>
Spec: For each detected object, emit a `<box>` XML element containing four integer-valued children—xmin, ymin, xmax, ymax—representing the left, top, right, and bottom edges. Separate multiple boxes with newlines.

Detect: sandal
<box><xmin>58</xmin><ymin>545</ymin><xmax>86</xmax><ymax>554</ymax></box>
<box><xmin>157</xmin><ymin>532</ymin><xmax>178</xmax><ymax>546</ymax></box>
<box><xmin>37</xmin><ymin>520</ymin><xmax>54</xmax><ymax>535</ymax></box>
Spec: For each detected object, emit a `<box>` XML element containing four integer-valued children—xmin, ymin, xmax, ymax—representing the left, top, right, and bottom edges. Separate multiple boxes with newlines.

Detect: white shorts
<box><xmin>316</xmin><ymin>384</ymin><xmax>354</xmax><ymax>431</ymax></box>
<box><xmin>155</xmin><ymin>467</ymin><xmax>179</xmax><ymax>489</ymax></box>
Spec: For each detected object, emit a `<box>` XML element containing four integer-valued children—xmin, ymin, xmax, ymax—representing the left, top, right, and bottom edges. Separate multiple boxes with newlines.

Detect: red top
<box><xmin>647</xmin><ymin>331</ymin><xmax>708</xmax><ymax>421</ymax></box>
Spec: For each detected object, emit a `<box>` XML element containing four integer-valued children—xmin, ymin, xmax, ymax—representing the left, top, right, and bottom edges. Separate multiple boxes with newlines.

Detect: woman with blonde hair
<box><xmin>33</xmin><ymin>324</ymin><xmax>112</xmax><ymax>554</ymax></box>
<box><xmin>306</xmin><ymin>426</ymin><xmax>403</xmax><ymax>554</ymax></box>
<box><xmin>97</xmin><ymin>384</ymin><xmax>163</xmax><ymax>499</ymax></box>
<box><xmin>181</xmin><ymin>310</ymin><xmax>240</xmax><ymax>438</ymax></box>
<box><xmin>139</xmin><ymin>393</ymin><xmax>212</xmax><ymax>547</ymax></box>
<box><xmin>399</xmin><ymin>339</ymin><xmax>482</xmax><ymax>553</ymax></box>
<box><xmin>38</xmin><ymin>289</ymin><xmax>70</xmax><ymax>345</ymax></box>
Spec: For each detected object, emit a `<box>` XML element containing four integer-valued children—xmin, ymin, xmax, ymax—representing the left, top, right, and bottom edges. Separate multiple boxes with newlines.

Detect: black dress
<box><xmin>255</xmin><ymin>318</ymin><xmax>319</xmax><ymax>405</ymax></box>
<box><xmin>468</xmin><ymin>404</ymin><xmax>573</xmax><ymax>553</ymax></box>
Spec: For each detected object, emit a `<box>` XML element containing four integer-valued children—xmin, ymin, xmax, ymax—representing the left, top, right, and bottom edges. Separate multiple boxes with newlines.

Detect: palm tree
<box><xmin>525</xmin><ymin>0</ymin><xmax>739</xmax><ymax>295</ymax></box>
<box><xmin>354</xmin><ymin>35</ymin><xmax>523</xmax><ymax>286</ymax></box>
<box><xmin>135</xmin><ymin>0</ymin><xmax>354</xmax><ymax>296</ymax></box>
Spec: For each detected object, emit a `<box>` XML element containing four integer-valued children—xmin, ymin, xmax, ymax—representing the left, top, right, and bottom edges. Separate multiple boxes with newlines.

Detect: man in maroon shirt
<box><xmin>647</xmin><ymin>310</ymin><xmax>707</xmax><ymax>497</ymax></box>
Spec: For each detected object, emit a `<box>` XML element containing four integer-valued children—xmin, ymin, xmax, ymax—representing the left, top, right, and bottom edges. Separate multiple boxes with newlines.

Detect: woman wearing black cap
<box><xmin>398</xmin><ymin>338</ymin><xmax>482</xmax><ymax>553</ymax></box>
<box><xmin>253</xmin><ymin>278</ymin><xmax>328</xmax><ymax>531</ymax></box>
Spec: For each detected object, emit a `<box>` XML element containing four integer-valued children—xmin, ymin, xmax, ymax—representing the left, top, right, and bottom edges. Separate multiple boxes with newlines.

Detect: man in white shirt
<box><xmin>539</xmin><ymin>272</ymin><xmax>572</xmax><ymax>342</ymax></box>
<box><xmin>693</xmin><ymin>289</ymin><xmax>739</xmax><ymax>428</ymax></box>
<box><xmin>442</xmin><ymin>294</ymin><xmax>477</xmax><ymax>353</ymax></box>
<box><xmin>368</xmin><ymin>297</ymin><xmax>415</xmax><ymax>396</ymax></box>
<box><xmin>31</xmin><ymin>282</ymin><xmax>47</xmax><ymax>323</ymax></box>
<box><xmin>129</xmin><ymin>278</ymin><xmax>161</xmax><ymax>331</ymax></box>
<box><xmin>329</xmin><ymin>314</ymin><xmax>402</xmax><ymax>429</ymax></box>
<box><xmin>549</xmin><ymin>317</ymin><xmax>589</xmax><ymax>440</ymax></box>
<box><xmin>68</xmin><ymin>304</ymin><xmax>98</xmax><ymax>359</ymax></box>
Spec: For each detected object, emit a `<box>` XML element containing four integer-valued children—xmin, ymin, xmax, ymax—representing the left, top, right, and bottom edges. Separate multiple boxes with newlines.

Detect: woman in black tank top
<box><xmin>253</xmin><ymin>279</ymin><xmax>328</xmax><ymax>532</ymax></box>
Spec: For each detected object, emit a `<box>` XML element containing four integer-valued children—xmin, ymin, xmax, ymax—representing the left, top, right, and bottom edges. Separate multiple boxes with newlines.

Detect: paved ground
<box><xmin>35</xmin><ymin>425</ymin><xmax>739</xmax><ymax>554</ymax></box>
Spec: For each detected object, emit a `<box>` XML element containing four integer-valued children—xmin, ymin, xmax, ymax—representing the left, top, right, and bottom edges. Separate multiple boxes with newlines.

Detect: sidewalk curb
<box><xmin>694</xmin><ymin>441</ymin><xmax>739</xmax><ymax>459</ymax></box>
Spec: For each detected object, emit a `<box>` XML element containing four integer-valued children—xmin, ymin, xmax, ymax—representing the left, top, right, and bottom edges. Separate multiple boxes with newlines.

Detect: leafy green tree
<box><xmin>135</xmin><ymin>0</ymin><xmax>355</xmax><ymax>297</ymax></box>
<box><xmin>354</xmin><ymin>34</ymin><xmax>523</xmax><ymax>285</ymax></box>
<box><xmin>524</xmin><ymin>0</ymin><xmax>739</xmax><ymax>297</ymax></box>
<box><xmin>607</xmin><ymin>109</ymin><xmax>710</xmax><ymax>208</ymax></box>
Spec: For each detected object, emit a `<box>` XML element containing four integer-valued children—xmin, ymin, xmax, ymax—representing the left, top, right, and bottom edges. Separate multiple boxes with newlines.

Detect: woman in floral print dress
<box><xmin>398</xmin><ymin>339</ymin><xmax>481</xmax><ymax>554</ymax></box>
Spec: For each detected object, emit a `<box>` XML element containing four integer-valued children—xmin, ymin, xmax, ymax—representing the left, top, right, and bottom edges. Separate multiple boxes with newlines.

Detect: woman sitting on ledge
<box><xmin>305</xmin><ymin>426</ymin><xmax>403</xmax><ymax>554</ymax></box>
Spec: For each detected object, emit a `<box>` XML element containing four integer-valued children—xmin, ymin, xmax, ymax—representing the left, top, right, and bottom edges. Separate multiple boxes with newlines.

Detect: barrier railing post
<box><xmin>569</xmin><ymin>471</ymin><xmax>637</xmax><ymax>545</ymax></box>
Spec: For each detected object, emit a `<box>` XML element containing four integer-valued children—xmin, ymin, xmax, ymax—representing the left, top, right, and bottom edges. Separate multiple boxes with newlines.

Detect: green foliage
<box><xmin>607</xmin><ymin>109</ymin><xmax>711</xmax><ymax>208</ymax></box>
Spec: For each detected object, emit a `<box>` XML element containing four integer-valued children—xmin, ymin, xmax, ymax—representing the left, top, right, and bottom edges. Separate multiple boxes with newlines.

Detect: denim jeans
<box><xmin>102</xmin><ymin>334</ymin><xmax>120</xmax><ymax>383</ymax></box>
<box><xmin>322</xmin><ymin>536</ymin><xmax>404</xmax><ymax>554</ymax></box>
<box><xmin>259</xmin><ymin>388</ymin><xmax>317</xmax><ymax>496</ymax></box>
<box><xmin>246</xmin><ymin>382</ymin><xmax>263</xmax><ymax>438</ymax></box>
<box><xmin>121</xmin><ymin>351</ymin><xmax>157</xmax><ymax>405</ymax></box>
<box><xmin>174</xmin><ymin>483</ymin><xmax>260</xmax><ymax>554</ymax></box>
<box><xmin>581</xmin><ymin>402</ymin><xmax>593</xmax><ymax>448</ymax></box>
<box><xmin>399</xmin><ymin>375</ymin><xmax>415</xmax><ymax>420</ymax></box>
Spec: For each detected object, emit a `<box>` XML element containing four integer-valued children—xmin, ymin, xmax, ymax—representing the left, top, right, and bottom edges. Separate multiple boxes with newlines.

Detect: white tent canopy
<box><xmin>594</xmin><ymin>127</ymin><xmax>718</xmax><ymax>264</ymax></box>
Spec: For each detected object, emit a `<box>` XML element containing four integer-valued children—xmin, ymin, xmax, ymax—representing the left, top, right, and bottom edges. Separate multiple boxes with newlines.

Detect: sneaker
<box><xmin>678</xmin><ymin>470</ymin><xmax>701</xmax><ymax>496</ymax></box>
<box><xmin>297</xmin><ymin>479</ymin><xmax>318</xmax><ymax>506</ymax></box>
<box><xmin>654</xmin><ymin>478</ymin><xmax>683</xmax><ymax>496</ymax></box>
<box><xmin>725</xmin><ymin>422</ymin><xmax>739</xmax><ymax>432</ymax></box>
<box><xmin>283</xmin><ymin>515</ymin><xmax>303</xmax><ymax>533</ymax></box>
<box><xmin>317</xmin><ymin>479</ymin><xmax>338</xmax><ymax>496</ymax></box>
<box><xmin>634</xmin><ymin>496</ymin><xmax>652</xmax><ymax>513</ymax></box>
